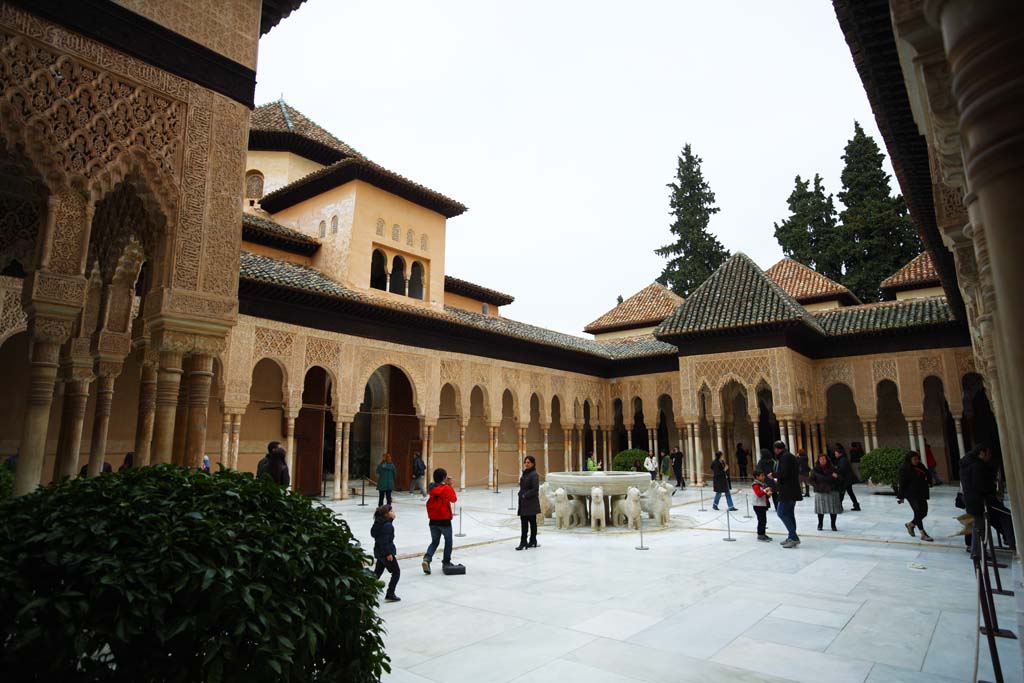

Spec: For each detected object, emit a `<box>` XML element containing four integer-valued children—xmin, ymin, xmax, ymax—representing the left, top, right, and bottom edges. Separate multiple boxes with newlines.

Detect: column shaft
<box><xmin>86</xmin><ymin>374</ymin><xmax>116</xmax><ymax>476</ymax></box>
<box><xmin>229</xmin><ymin>413</ymin><xmax>242</xmax><ymax>469</ymax></box>
<box><xmin>14</xmin><ymin>338</ymin><xmax>62</xmax><ymax>495</ymax></box>
<box><xmin>183</xmin><ymin>354</ymin><xmax>214</xmax><ymax>469</ymax></box>
<box><xmin>907</xmin><ymin>422</ymin><xmax>917</xmax><ymax>451</ymax></box>
<box><xmin>220</xmin><ymin>414</ymin><xmax>231</xmax><ymax>467</ymax></box>
<box><xmin>171</xmin><ymin>355</ymin><xmax>191</xmax><ymax>465</ymax></box>
<box><xmin>285</xmin><ymin>416</ymin><xmax>296</xmax><ymax>489</ymax></box>
<box><xmin>333</xmin><ymin>420</ymin><xmax>343</xmax><ymax>500</ymax></box>
<box><xmin>55</xmin><ymin>378</ymin><xmax>90</xmax><ymax>479</ymax></box>
<box><xmin>955</xmin><ymin>417</ymin><xmax>966</xmax><ymax>456</ymax></box>
<box><xmin>542</xmin><ymin>427</ymin><xmax>549</xmax><ymax>475</ymax></box>
<box><xmin>151</xmin><ymin>350</ymin><xmax>183</xmax><ymax>464</ymax></box>
<box><xmin>487</xmin><ymin>426</ymin><xmax>495</xmax><ymax>489</ymax></box>
<box><xmin>134</xmin><ymin>363</ymin><xmax>157</xmax><ymax>466</ymax></box>
<box><xmin>459</xmin><ymin>424</ymin><xmax>467</xmax><ymax>490</ymax></box>
<box><xmin>341</xmin><ymin>421</ymin><xmax>351</xmax><ymax>499</ymax></box>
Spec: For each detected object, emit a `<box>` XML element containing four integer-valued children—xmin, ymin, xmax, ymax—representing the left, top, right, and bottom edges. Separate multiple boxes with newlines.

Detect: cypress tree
<box><xmin>773</xmin><ymin>174</ymin><xmax>843</xmax><ymax>281</ymax></box>
<box><xmin>655</xmin><ymin>144</ymin><xmax>730</xmax><ymax>298</ymax></box>
<box><xmin>837</xmin><ymin>122</ymin><xmax>921</xmax><ymax>301</ymax></box>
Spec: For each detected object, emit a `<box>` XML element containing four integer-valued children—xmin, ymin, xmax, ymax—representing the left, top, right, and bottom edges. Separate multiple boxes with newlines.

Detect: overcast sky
<box><xmin>255</xmin><ymin>1</ymin><xmax>896</xmax><ymax>336</ymax></box>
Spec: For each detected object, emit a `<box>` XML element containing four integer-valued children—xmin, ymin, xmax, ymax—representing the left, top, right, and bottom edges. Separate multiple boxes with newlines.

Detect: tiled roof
<box><xmin>584</xmin><ymin>283</ymin><xmax>684</xmax><ymax>334</ymax></box>
<box><xmin>444</xmin><ymin>275</ymin><xmax>514</xmax><ymax>307</ymax></box>
<box><xmin>764</xmin><ymin>258</ymin><xmax>861</xmax><ymax>305</ymax></box>
<box><xmin>260</xmin><ymin>157</ymin><xmax>467</xmax><ymax>219</ymax></box>
<box><xmin>655</xmin><ymin>253</ymin><xmax>824</xmax><ymax>339</ymax></box>
<box><xmin>880</xmin><ymin>252</ymin><xmax>941</xmax><ymax>292</ymax></box>
<box><xmin>260</xmin><ymin>1</ymin><xmax>308</xmax><ymax>35</ymax></box>
<box><xmin>814</xmin><ymin>296</ymin><xmax>955</xmax><ymax>336</ymax></box>
<box><xmin>238</xmin><ymin>252</ymin><xmax>676</xmax><ymax>360</ymax></box>
<box><xmin>242</xmin><ymin>212</ymin><xmax>320</xmax><ymax>255</ymax></box>
<box><xmin>249</xmin><ymin>100</ymin><xmax>364</xmax><ymax>164</ymax></box>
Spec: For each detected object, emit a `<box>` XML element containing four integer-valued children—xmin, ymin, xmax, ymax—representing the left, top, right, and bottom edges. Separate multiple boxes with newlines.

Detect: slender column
<box><xmin>915</xmin><ymin>421</ymin><xmax>926</xmax><ymax>457</ymax></box>
<box><xmin>752</xmin><ymin>427</ymin><xmax>761</xmax><ymax>460</ymax></box>
<box><xmin>151</xmin><ymin>350</ymin><xmax>184</xmax><ymax>464</ymax></box>
<box><xmin>563</xmin><ymin>431</ymin><xmax>570</xmax><ymax>470</ymax></box>
<box><xmin>862</xmin><ymin>421</ymin><xmax>871</xmax><ymax>453</ymax></box>
<box><xmin>426</xmin><ymin>425</ymin><xmax>434</xmax><ymax>473</ymax></box>
<box><xmin>171</xmin><ymin>355</ymin><xmax>192</xmax><ymax>465</ymax></box>
<box><xmin>694</xmin><ymin>422</ymin><xmax>705</xmax><ymax>484</ymax></box>
<box><xmin>220</xmin><ymin>413</ymin><xmax>231</xmax><ymax>467</ymax></box>
<box><xmin>605</xmin><ymin>431</ymin><xmax>611</xmax><ymax>465</ymax></box>
<box><xmin>627</xmin><ymin>426</ymin><xmax>633</xmax><ymax>450</ymax></box>
<box><xmin>14</xmin><ymin>335</ymin><xmax>63</xmax><ymax>495</ymax></box>
<box><xmin>577</xmin><ymin>427</ymin><xmax>584</xmax><ymax>470</ymax></box>
<box><xmin>134</xmin><ymin>363</ymin><xmax>157</xmax><ymax>466</ymax></box>
<box><xmin>907</xmin><ymin>421</ymin><xmax>917</xmax><ymax>451</ymax></box>
<box><xmin>807</xmin><ymin>423</ymin><xmax>815</xmax><ymax>459</ymax></box>
<box><xmin>871</xmin><ymin>422</ymin><xmax>879</xmax><ymax>451</ymax></box>
<box><xmin>542</xmin><ymin>426</ymin><xmax>550</xmax><ymax>475</ymax></box>
<box><xmin>487</xmin><ymin>426</ymin><xmax>495</xmax><ymax>489</ymax></box>
<box><xmin>333</xmin><ymin>418</ymin><xmax>343</xmax><ymax>500</ymax></box>
<box><xmin>285</xmin><ymin>416</ymin><xmax>296</xmax><ymax>488</ymax></box>
<box><xmin>459</xmin><ymin>423</ymin><xmax>467</xmax><ymax>490</ymax></box>
<box><xmin>55</xmin><ymin>378</ymin><xmax>91</xmax><ymax>479</ymax></box>
<box><xmin>815</xmin><ymin>422</ymin><xmax>824</xmax><ymax>457</ymax></box>
<box><xmin>340</xmin><ymin>420</ymin><xmax>351</xmax><ymax>499</ymax></box>
<box><xmin>86</xmin><ymin>374</ymin><xmax>116</xmax><ymax>476</ymax></box>
<box><xmin>183</xmin><ymin>354</ymin><xmax>214</xmax><ymax>469</ymax></box>
<box><xmin>713</xmin><ymin>420</ymin><xmax>722</xmax><ymax>453</ymax></box>
<box><xmin>954</xmin><ymin>416</ymin><xmax>966</xmax><ymax>456</ymax></box>
<box><xmin>229</xmin><ymin>413</ymin><xmax>242</xmax><ymax>469</ymax></box>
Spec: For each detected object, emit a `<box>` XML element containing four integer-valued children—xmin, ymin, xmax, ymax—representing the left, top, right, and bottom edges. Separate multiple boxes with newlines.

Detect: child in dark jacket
<box><xmin>370</xmin><ymin>504</ymin><xmax>401</xmax><ymax>602</ymax></box>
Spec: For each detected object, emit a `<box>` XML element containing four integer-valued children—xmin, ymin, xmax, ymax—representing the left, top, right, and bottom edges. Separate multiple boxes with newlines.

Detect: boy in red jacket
<box><xmin>422</xmin><ymin>468</ymin><xmax>457</xmax><ymax>574</ymax></box>
<box><xmin>752</xmin><ymin>470</ymin><xmax>774</xmax><ymax>542</ymax></box>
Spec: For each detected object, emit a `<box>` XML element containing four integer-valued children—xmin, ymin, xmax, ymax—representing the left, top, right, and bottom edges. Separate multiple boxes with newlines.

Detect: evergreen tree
<box><xmin>837</xmin><ymin>122</ymin><xmax>921</xmax><ymax>302</ymax></box>
<box><xmin>655</xmin><ymin>144</ymin><xmax>729</xmax><ymax>298</ymax></box>
<box><xmin>616</xmin><ymin>294</ymin><xmax>624</xmax><ymax>305</ymax></box>
<box><xmin>773</xmin><ymin>174</ymin><xmax>843</xmax><ymax>282</ymax></box>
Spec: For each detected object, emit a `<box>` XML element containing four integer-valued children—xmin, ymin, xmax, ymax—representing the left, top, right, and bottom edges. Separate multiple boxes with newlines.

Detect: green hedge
<box><xmin>612</xmin><ymin>449</ymin><xmax>649</xmax><ymax>471</ymax></box>
<box><xmin>859</xmin><ymin>447</ymin><xmax>906</xmax><ymax>485</ymax></box>
<box><xmin>0</xmin><ymin>466</ymin><xmax>11</xmax><ymax>501</ymax></box>
<box><xmin>0</xmin><ymin>465</ymin><xmax>388</xmax><ymax>682</ymax></box>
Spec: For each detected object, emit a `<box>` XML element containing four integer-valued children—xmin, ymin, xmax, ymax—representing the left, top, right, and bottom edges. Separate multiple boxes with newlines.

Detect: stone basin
<box><xmin>545</xmin><ymin>471</ymin><xmax>652</xmax><ymax>497</ymax></box>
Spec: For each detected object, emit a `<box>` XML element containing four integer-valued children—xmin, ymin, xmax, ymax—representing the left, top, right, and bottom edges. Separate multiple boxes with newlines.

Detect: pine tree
<box><xmin>655</xmin><ymin>144</ymin><xmax>729</xmax><ymax>298</ymax></box>
<box><xmin>837</xmin><ymin>122</ymin><xmax>921</xmax><ymax>302</ymax></box>
<box><xmin>773</xmin><ymin>174</ymin><xmax>843</xmax><ymax>281</ymax></box>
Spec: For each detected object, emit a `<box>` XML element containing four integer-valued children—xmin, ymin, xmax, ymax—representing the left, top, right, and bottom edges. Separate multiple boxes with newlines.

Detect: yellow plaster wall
<box><xmin>592</xmin><ymin>325</ymin><xmax>657</xmax><ymax>340</ymax></box>
<box><xmin>245</xmin><ymin>151</ymin><xmax>325</xmax><ymax>196</ymax></box>
<box><xmin>267</xmin><ymin>183</ymin><xmax>357</xmax><ymax>284</ymax></box>
<box><xmin>241</xmin><ymin>241</ymin><xmax>313</xmax><ymax>267</ymax></box>
<box><xmin>803</xmin><ymin>299</ymin><xmax>842</xmax><ymax>312</ymax></box>
<box><xmin>896</xmin><ymin>287</ymin><xmax>946</xmax><ymax>300</ymax></box>
<box><xmin>444</xmin><ymin>291</ymin><xmax>500</xmax><ymax>317</ymax></box>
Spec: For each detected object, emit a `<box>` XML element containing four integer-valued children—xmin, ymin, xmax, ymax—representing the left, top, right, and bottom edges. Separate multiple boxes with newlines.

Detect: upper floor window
<box><xmin>389</xmin><ymin>255</ymin><xmax>407</xmax><ymax>295</ymax></box>
<box><xmin>376</xmin><ymin>218</ymin><xmax>385</xmax><ymax>236</ymax></box>
<box><xmin>318</xmin><ymin>220</ymin><xmax>326</xmax><ymax>238</ymax></box>
<box><xmin>331</xmin><ymin>215</ymin><xmax>338</xmax><ymax>234</ymax></box>
<box><xmin>420</xmin><ymin>234</ymin><xmax>429</xmax><ymax>252</ymax></box>
<box><xmin>406</xmin><ymin>228</ymin><xmax>415</xmax><ymax>246</ymax></box>
<box><xmin>482</xmin><ymin>303</ymin><xmax>489</xmax><ymax>315</ymax></box>
<box><xmin>370</xmin><ymin>249</ymin><xmax>387</xmax><ymax>290</ymax></box>
<box><xmin>408</xmin><ymin>261</ymin><xmax>425</xmax><ymax>300</ymax></box>
<box><xmin>391</xmin><ymin>224</ymin><xmax>401</xmax><ymax>241</ymax></box>
<box><xmin>245</xmin><ymin>171</ymin><xmax>264</xmax><ymax>200</ymax></box>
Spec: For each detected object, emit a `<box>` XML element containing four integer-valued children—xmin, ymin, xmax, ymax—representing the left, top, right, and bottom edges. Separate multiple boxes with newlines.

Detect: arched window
<box><xmin>389</xmin><ymin>255</ymin><xmax>406</xmax><ymax>295</ymax></box>
<box><xmin>420</xmin><ymin>234</ymin><xmax>429</xmax><ymax>251</ymax></box>
<box><xmin>408</xmin><ymin>261</ymin><xmax>425</xmax><ymax>300</ymax></box>
<box><xmin>406</xmin><ymin>228</ymin><xmax>414</xmax><ymax>246</ymax></box>
<box><xmin>370</xmin><ymin>249</ymin><xmax>387</xmax><ymax>290</ymax></box>
<box><xmin>318</xmin><ymin>220</ymin><xmax>326</xmax><ymax>238</ymax></box>
<box><xmin>245</xmin><ymin>171</ymin><xmax>264</xmax><ymax>199</ymax></box>
<box><xmin>376</xmin><ymin>218</ymin><xmax>385</xmax><ymax>236</ymax></box>
<box><xmin>331</xmin><ymin>215</ymin><xmax>338</xmax><ymax>234</ymax></box>
<box><xmin>391</xmin><ymin>224</ymin><xmax>400</xmax><ymax>241</ymax></box>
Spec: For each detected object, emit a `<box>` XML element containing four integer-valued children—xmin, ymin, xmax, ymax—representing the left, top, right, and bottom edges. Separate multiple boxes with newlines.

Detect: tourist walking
<box><xmin>897</xmin><ymin>451</ymin><xmax>933</xmax><ymax>542</ymax></box>
<box><xmin>711</xmin><ymin>451</ymin><xmax>738</xmax><ymax>511</ymax></box>
<box><xmin>376</xmin><ymin>453</ymin><xmax>396</xmax><ymax>506</ymax></box>
<box><xmin>267</xmin><ymin>446</ymin><xmax>290</xmax><ymax>487</ymax></box>
<box><xmin>517</xmin><ymin>455</ymin><xmax>540</xmax><ymax>550</ymax></box>
<box><xmin>257</xmin><ymin>440</ymin><xmax>279</xmax><ymax>478</ymax></box>
<box><xmin>644</xmin><ymin>452</ymin><xmax>657</xmax><ymax>480</ymax></box>
<box><xmin>797</xmin><ymin>448</ymin><xmax>810</xmax><ymax>497</ymax></box>
<box><xmin>409</xmin><ymin>452</ymin><xmax>427</xmax><ymax>498</ymax></box>
<box><xmin>809</xmin><ymin>454</ymin><xmax>841</xmax><ymax>531</ymax></box>
<box><xmin>752</xmin><ymin>470</ymin><xmax>774</xmax><ymax>542</ymax></box>
<box><xmin>774</xmin><ymin>440</ymin><xmax>802</xmax><ymax>548</ymax></box>
<box><xmin>924</xmin><ymin>441</ymin><xmax>944</xmax><ymax>485</ymax></box>
<box><xmin>370</xmin><ymin>504</ymin><xmax>401</xmax><ymax>602</ymax></box>
<box><xmin>118</xmin><ymin>452</ymin><xmax>134</xmax><ymax>473</ymax></box>
<box><xmin>671</xmin><ymin>447</ymin><xmax>685</xmax><ymax>488</ymax></box>
<box><xmin>756</xmin><ymin>448</ymin><xmax>778</xmax><ymax>509</ymax></box>
<box><xmin>849</xmin><ymin>441</ymin><xmax>865</xmax><ymax>482</ymax></box>
<box><xmin>422</xmin><ymin>468</ymin><xmax>458</xmax><ymax>574</ymax></box>
<box><xmin>735</xmin><ymin>442</ymin><xmax>749</xmax><ymax>479</ymax></box>
<box><xmin>201</xmin><ymin>455</ymin><xmax>210</xmax><ymax>472</ymax></box>
<box><xmin>834</xmin><ymin>445</ymin><xmax>860</xmax><ymax>511</ymax></box>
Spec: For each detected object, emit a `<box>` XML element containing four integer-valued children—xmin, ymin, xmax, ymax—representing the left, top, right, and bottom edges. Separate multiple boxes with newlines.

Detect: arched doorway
<box><xmin>241</xmin><ymin>358</ymin><xmax>287</xmax><ymax>473</ymax></box>
<box><xmin>657</xmin><ymin>394</ymin><xmax>678</xmax><ymax>464</ymax></box>
<box><xmin>498</xmin><ymin>389</ymin><xmax>518</xmax><ymax>485</ymax></box>
<box><xmin>352</xmin><ymin>365</ymin><xmax>419</xmax><ymax>491</ymax></box>
<box><xmin>756</xmin><ymin>382</ymin><xmax>779</xmax><ymax>454</ymax></box>
<box><xmin>294</xmin><ymin>366</ymin><xmax>335</xmax><ymax>497</ymax></box>
<box><xmin>962</xmin><ymin>373</ymin><xmax>1000</xmax><ymax>458</ymax></box>
<box><xmin>611</xmin><ymin>398</ymin><xmax>626</xmax><ymax>454</ymax></box>
<box><xmin>825</xmin><ymin>383</ymin><xmax>861</xmax><ymax>454</ymax></box>
<box><xmin>527</xmin><ymin>393</ymin><xmax>544</xmax><ymax>475</ymax></box>
<box><xmin>875</xmin><ymin>380</ymin><xmax>908</xmax><ymax>449</ymax></box>
<box><xmin>551</xmin><ymin>396</ymin><xmax>567</xmax><ymax>470</ymax></box>
<box><xmin>631</xmin><ymin>397</ymin><xmax>648</xmax><ymax>453</ymax></box>
<box><xmin>466</xmin><ymin>386</ymin><xmax>489</xmax><ymax>486</ymax></box>
<box><xmin>436</xmin><ymin>383</ymin><xmax>461</xmax><ymax>481</ymax></box>
<box><xmin>922</xmin><ymin>376</ymin><xmax>957</xmax><ymax>480</ymax></box>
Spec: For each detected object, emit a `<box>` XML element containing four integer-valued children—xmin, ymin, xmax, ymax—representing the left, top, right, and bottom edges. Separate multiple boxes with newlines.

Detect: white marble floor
<box><xmin>323</xmin><ymin>483</ymin><xmax>1022</xmax><ymax>683</ymax></box>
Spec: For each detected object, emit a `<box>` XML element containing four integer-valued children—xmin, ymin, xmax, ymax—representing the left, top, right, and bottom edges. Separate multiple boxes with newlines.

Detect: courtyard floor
<box><xmin>323</xmin><ymin>482</ymin><xmax>1023</xmax><ymax>683</ymax></box>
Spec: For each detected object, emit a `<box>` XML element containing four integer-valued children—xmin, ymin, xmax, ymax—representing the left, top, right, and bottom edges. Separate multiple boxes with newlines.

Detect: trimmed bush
<box><xmin>859</xmin><ymin>446</ymin><xmax>906</xmax><ymax>486</ymax></box>
<box><xmin>0</xmin><ymin>465</ymin><xmax>11</xmax><ymax>501</ymax></box>
<box><xmin>612</xmin><ymin>448</ymin><xmax>649</xmax><ymax>472</ymax></box>
<box><xmin>0</xmin><ymin>465</ymin><xmax>388</xmax><ymax>682</ymax></box>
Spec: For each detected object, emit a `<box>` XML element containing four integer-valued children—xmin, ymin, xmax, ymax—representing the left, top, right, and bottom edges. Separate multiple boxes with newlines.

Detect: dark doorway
<box><xmin>295</xmin><ymin>366</ymin><xmax>332</xmax><ymax>496</ymax></box>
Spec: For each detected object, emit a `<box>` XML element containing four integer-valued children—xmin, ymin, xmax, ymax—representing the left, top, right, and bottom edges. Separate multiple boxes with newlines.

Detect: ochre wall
<box><xmin>245</xmin><ymin>151</ymin><xmax>325</xmax><ymax>196</ymax></box>
<box><xmin>444</xmin><ymin>291</ymin><xmax>500</xmax><ymax>317</ymax></box>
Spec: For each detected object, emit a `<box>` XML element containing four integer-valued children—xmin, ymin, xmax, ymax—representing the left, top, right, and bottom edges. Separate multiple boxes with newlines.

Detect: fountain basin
<box><xmin>545</xmin><ymin>471</ymin><xmax>651</xmax><ymax>497</ymax></box>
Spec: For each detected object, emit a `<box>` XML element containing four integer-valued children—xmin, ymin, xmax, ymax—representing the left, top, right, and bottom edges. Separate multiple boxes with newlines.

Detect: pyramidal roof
<box><xmin>584</xmin><ymin>283</ymin><xmax>684</xmax><ymax>334</ymax></box>
<box><xmin>880</xmin><ymin>252</ymin><xmax>941</xmax><ymax>293</ymax></box>
<box><xmin>764</xmin><ymin>258</ymin><xmax>861</xmax><ymax>306</ymax></box>
<box><xmin>249</xmin><ymin>100</ymin><xmax>364</xmax><ymax>164</ymax></box>
<box><xmin>654</xmin><ymin>253</ymin><xmax>824</xmax><ymax>339</ymax></box>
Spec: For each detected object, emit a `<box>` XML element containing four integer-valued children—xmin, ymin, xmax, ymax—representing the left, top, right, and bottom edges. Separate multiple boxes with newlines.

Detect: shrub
<box><xmin>0</xmin><ymin>465</ymin><xmax>11</xmax><ymax>501</ymax></box>
<box><xmin>0</xmin><ymin>465</ymin><xmax>388</xmax><ymax>682</ymax></box>
<box><xmin>612</xmin><ymin>448</ymin><xmax>649</xmax><ymax>472</ymax></box>
<box><xmin>859</xmin><ymin>446</ymin><xmax>906</xmax><ymax>485</ymax></box>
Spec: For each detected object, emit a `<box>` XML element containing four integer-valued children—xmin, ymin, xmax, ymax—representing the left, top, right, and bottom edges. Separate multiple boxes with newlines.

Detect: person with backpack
<box><xmin>897</xmin><ymin>450</ymin><xmax>934</xmax><ymax>542</ymax></box>
<box><xmin>370</xmin><ymin>504</ymin><xmax>401</xmax><ymax>602</ymax></box>
<box><xmin>422</xmin><ymin>468</ymin><xmax>458</xmax><ymax>574</ymax></box>
<box><xmin>409</xmin><ymin>452</ymin><xmax>427</xmax><ymax>498</ymax></box>
<box><xmin>774</xmin><ymin>440</ymin><xmax>803</xmax><ymax>548</ymax></box>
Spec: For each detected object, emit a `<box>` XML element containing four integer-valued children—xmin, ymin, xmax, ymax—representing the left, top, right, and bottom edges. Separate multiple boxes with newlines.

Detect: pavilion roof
<box><xmin>584</xmin><ymin>283</ymin><xmax>684</xmax><ymax>334</ymax></box>
<box><xmin>764</xmin><ymin>258</ymin><xmax>861</xmax><ymax>306</ymax></box>
<box><xmin>654</xmin><ymin>253</ymin><xmax>825</xmax><ymax>340</ymax></box>
<box><xmin>242</xmin><ymin>212</ymin><xmax>320</xmax><ymax>256</ymax></box>
<box><xmin>880</xmin><ymin>252</ymin><xmax>941</xmax><ymax>294</ymax></box>
<box><xmin>249</xmin><ymin>100</ymin><xmax>364</xmax><ymax>165</ymax></box>
<box><xmin>444</xmin><ymin>275</ymin><xmax>514</xmax><ymax>307</ymax></box>
<box><xmin>260</xmin><ymin>1</ymin><xmax>308</xmax><ymax>35</ymax></box>
<box><xmin>813</xmin><ymin>296</ymin><xmax>956</xmax><ymax>336</ymax></box>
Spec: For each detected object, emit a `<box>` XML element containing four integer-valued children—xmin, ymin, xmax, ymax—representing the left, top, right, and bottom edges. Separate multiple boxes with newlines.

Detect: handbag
<box><xmin>955</xmin><ymin>491</ymin><xmax>966</xmax><ymax>509</ymax></box>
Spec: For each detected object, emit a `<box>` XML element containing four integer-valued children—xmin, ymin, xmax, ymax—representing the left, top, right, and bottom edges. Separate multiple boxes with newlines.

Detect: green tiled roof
<box><xmin>814</xmin><ymin>296</ymin><xmax>955</xmax><ymax>336</ymax></box>
<box><xmin>655</xmin><ymin>252</ymin><xmax>824</xmax><ymax>339</ymax></box>
<box><xmin>239</xmin><ymin>252</ymin><xmax>676</xmax><ymax>360</ymax></box>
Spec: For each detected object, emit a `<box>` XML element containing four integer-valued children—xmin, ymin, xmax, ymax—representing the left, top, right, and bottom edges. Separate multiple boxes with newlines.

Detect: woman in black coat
<box><xmin>898</xmin><ymin>451</ymin><xmax>933</xmax><ymax>541</ymax></box>
<box><xmin>711</xmin><ymin>451</ymin><xmax>737</xmax><ymax>511</ymax></box>
<box><xmin>517</xmin><ymin>455</ymin><xmax>540</xmax><ymax>550</ymax></box>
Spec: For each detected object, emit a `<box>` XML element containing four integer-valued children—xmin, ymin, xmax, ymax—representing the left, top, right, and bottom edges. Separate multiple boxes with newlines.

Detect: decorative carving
<box><xmin>406</xmin><ymin>228</ymin><xmax>414</xmax><ymax>246</ymax></box>
<box><xmin>420</xmin><ymin>234</ymin><xmax>428</xmax><ymax>251</ymax></box>
<box><xmin>254</xmin><ymin>327</ymin><xmax>293</xmax><ymax>360</ymax></box>
<box><xmin>441</xmin><ymin>359</ymin><xmax>460</xmax><ymax>384</ymax></box>
<box><xmin>391</xmin><ymin>224</ymin><xmax>400</xmax><ymax>241</ymax></box>
<box><xmin>305</xmin><ymin>336</ymin><xmax>339</xmax><ymax>371</ymax></box>
<box><xmin>375</xmin><ymin>218</ymin><xmax>385</xmax><ymax>236</ymax></box>
<box><xmin>0</xmin><ymin>279</ymin><xmax>26</xmax><ymax>342</ymax></box>
<box><xmin>821</xmin><ymin>362</ymin><xmax>853</xmax><ymax>388</ymax></box>
<box><xmin>245</xmin><ymin>171</ymin><xmax>263</xmax><ymax>199</ymax></box>
<box><xmin>872</xmin><ymin>359</ymin><xmax>898</xmax><ymax>384</ymax></box>
<box><xmin>918</xmin><ymin>356</ymin><xmax>943</xmax><ymax>379</ymax></box>
<box><xmin>956</xmin><ymin>350</ymin><xmax>977</xmax><ymax>377</ymax></box>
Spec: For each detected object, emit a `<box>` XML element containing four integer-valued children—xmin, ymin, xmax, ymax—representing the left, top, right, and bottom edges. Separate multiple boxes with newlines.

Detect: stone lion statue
<box><xmin>612</xmin><ymin>486</ymin><xmax>642</xmax><ymax>530</ymax></box>
<box><xmin>591</xmin><ymin>486</ymin><xmax>606</xmax><ymax>531</ymax></box>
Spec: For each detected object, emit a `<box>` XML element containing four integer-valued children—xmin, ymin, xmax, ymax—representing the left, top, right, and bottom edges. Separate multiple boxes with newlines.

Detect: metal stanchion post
<box><xmin>987</xmin><ymin>512</ymin><xmax>1014</xmax><ymax>596</ymax></box>
<box><xmin>508</xmin><ymin>489</ymin><xmax>515</xmax><ymax>510</ymax></box>
<box><xmin>979</xmin><ymin>514</ymin><xmax>1017</xmax><ymax>640</ymax></box>
<box><xmin>635</xmin><ymin>521</ymin><xmax>649</xmax><ymax>551</ymax></box>
<box><xmin>358</xmin><ymin>477</ymin><xmax>367</xmax><ymax>506</ymax></box>
<box><xmin>494</xmin><ymin>469</ymin><xmax>500</xmax><ymax>494</ymax></box>
<box><xmin>976</xmin><ymin>553</ymin><xmax>1005</xmax><ymax>683</ymax></box>
<box><xmin>698</xmin><ymin>486</ymin><xmax>706</xmax><ymax>512</ymax></box>
<box><xmin>743</xmin><ymin>492</ymin><xmax>752</xmax><ymax>519</ymax></box>
<box><xmin>723</xmin><ymin>508</ymin><xmax>736</xmax><ymax>542</ymax></box>
<box><xmin>455</xmin><ymin>506</ymin><xmax>466</xmax><ymax>537</ymax></box>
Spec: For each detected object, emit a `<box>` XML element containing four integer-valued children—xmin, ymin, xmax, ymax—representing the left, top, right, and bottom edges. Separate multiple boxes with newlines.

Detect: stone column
<box><xmin>183</xmin><ymin>354</ymin><xmax>214</xmax><ymax>469</ymax></box>
<box><xmin>171</xmin><ymin>354</ymin><xmax>192</xmax><ymax>465</ymax></box>
<box><xmin>134</xmin><ymin>362</ymin><xmax>157</xmax><ymax>466</ymax></box>
<box><xmin>333</xmin><ymin>418</ymin><xmax>343</xmax><ymax>501</ymax></box>
<box><xmin>816</xmin><ymin>422</ymin><xmax>824</xmax><ymax>457</ymax></box>
<box><xmin>577</xmin><ymin>426</ymin><xmax>584</xmax><ymax>470</ymax></box>
<box><xmin>862</xmin><ymin>421</ymin><xmax>871</xmax><ymax>453</ymax></box>
<box><xmin>487</xmin><ymin>425</ymin><xmax>495</xmax><ymax>489</ymax></box>
<box><xmin>627</xmin><ymin>427</ymin><xmax>633</xmax><ymax>450</ymax></box>
<box><xmin>954</xmin><ymin>415</ymin><xmax>966</xmax><ymax>456</ymax></box>
<box><xmin>563</xmin><ymin>431</ymin><xmax>570</xmax><ymax>471</ymax></box>
<box><xmin>605</xmin><ymin>431</ymin><xmax>611</xmax><ymax>465</ymax></box>
<box><xmin>426</xmin><ymin>424</ymin><xmax>434</xmax><ymax>474</ymax></box>
<box><xmin>55</xmin><ymin>377</ymin><xmax>91</xmax><ymax>479</ymax></box>
<box><xmin>86</xmin><ymin>373</ymin><xmax>116</xmax><ymax>476</ymax></box>
<box><xmin>220</xmin><ymin>413</ymin><xmax>231</xmax><ymax>467</ymax></box>
<box><xmin>542</xmin><ymin>425</ymin><xmax>550</xmax><ymax>475</ymax></box>
<box><xmin>459</xmin><ymin>422</ymin><xmax>467</xmax><ymax>490</ymax></box>
<box><xmin>229</xmin><ymin>413</ymin><xmax>242</xmax><ymax>469</ymax></box>
<box><xmin>807</xmin><ymin>423</ymin><xmax>816</xmax><ymax>459</ymax></box>
<box><xmin>916</xmin><ymin>421</ymin><xmax>926</xmax><ymax>457</ymax></box>
<box><xmin>284</xmin><ymin>415</ymin><xmax>296</xmax><ymax>488</ymax></box>
<box><xmin>340</xmin><ymin>420</ymin><xmax>351</xmax><ymax>499</ymax></box>
<box><xmin>907</xmin><ymin>422</ymin><xmax>917</xmax><ymax>451</ymax></box>
<box><xmin>752</xmin><ymin>427</ymin><xmax>761</xmax><ymax>461</ymax></box>
<box><xmin>14</xmin><ymin>330</ymin><xmax>66</xmax><ymax>496</ymax></box>
<box><xmin>694</xmin><ymin>423</ymin><xmax>705</xmax><ymax>485</ymax></box>
<box><xmin>151</xmin><ymin>350</ymin><xmax>184</xmax><ymax>465</ymax></box>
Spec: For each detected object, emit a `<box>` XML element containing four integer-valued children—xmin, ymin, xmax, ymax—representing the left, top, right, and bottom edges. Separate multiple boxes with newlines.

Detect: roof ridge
<box><xmin>278</xmin><ymin>99</ymin><xmax>294</xmax><ymax>131</ymax></box>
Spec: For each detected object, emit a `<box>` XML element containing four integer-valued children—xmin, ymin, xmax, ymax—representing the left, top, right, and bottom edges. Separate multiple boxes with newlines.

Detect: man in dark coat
<box><xmin>835</xmin><ymin>449</ymin><xmax>861</xmax><ymax>511</ymax></box>
<box><xmin>959</xmin><ymin>445</ymin><xmax>1014</xmax><ymax>554</ymax></box>
<box><xmin>257</xmin><ymin>440</ymin><xmax>279</xmax><ymax>478</ymax></box>
<box><xmin>773</xmin><ymin>440</ymin><xmax>802</xmax><ymax>548</ymax></box>
<box><xmin>516</xmin><ymin>455</ymin><xmax>540</xmax><ymax>550</ymax></box>
<box><xmin>670</xmin><ymin>448</ymin><xmax>685</xmax><ymax>488</ymax></box>
<box><xmin>735</xmin><ymin>443</ymin><xmax>748</xmax><ymax>479</ymax></box>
